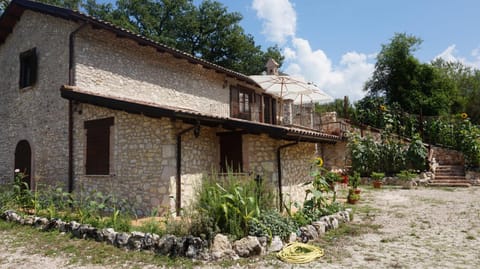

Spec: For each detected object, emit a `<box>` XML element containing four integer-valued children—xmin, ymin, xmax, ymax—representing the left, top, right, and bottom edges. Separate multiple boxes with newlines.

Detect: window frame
<box><xmin>230</xmin><ymin>86</ymin><xmax>253</xmax><ymax>120</ymax></box>
<box><xmin>19</xmin><ymin>48</ymin><xmax>38</xmax><ymax>89</ymax></box>
<box><xmin>84</xmin><ymin>117</ymin><xmax>114</xmax><ymax>175</ymax></box>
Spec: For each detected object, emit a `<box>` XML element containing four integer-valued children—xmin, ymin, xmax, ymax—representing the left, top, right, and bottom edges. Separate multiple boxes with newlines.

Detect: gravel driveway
<box><xmin>1</xmin><ymin>187</ymin><xmax>479</xmax><ymax>268</ymax></box>
<box><xmin>314</xmin><ymin>186</ymin><xmax>480</xmax><ymax>269</ymax></box>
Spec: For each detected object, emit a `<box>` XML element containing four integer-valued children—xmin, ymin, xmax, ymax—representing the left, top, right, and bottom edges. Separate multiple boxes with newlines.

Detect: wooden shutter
<box><xmin>84</xmin><ymin>117</ymin><xmax>114</xmax><ymax>175</ymax></box>
<box><xmin>230</xmin><ymin>87</ymin><xmax>239</xmax><ymax>117</ymax></box>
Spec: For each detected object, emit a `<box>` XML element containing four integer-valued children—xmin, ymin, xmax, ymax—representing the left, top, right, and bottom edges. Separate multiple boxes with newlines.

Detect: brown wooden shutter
<box><xmin>230</xmin><ymin>87</ymin><xmax>239</xmax><ymax>117</ymax></box>
<box><xmin>84</xmin><ymin>117</ymin><xmax>114</xmax><ymax>175</ymax></box>
<box><xmin>271</xmin><ymin>98</ymin><xmax>277</xmax><ymax>124</ymax></box>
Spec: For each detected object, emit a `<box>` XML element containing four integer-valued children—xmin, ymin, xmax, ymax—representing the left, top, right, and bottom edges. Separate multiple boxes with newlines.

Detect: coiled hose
<box><xmin>276</xmin><ymin>242</ymin><xmax>325</xmax><ymax>264</ymax></box>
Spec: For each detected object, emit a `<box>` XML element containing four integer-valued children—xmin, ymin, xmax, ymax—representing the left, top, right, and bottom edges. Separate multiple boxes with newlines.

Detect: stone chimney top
<box><xmin>265</xmin><ymin>58</ymin><xmax>279</xmax><ymax>75</ymax></box>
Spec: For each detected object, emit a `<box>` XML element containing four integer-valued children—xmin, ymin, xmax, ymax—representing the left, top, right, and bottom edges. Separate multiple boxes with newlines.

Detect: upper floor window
<box><xmin>19</xmin><ymin>48</ymin><xmax>38</xmax><ymax>89</ymax></box>
<box><xmin>230</xmin><ymin>86</ymin><xmax>277</xmax><ymax>123</ymax></box>
<box><xmin>84</xmin><ymin>117</ymin><xmax>114</xmax><ymax>175</ymax></box>
<box><xmin>231</xmin><ymin>86</ymin><xmax>253</xmax><ymax>120</ymax></box>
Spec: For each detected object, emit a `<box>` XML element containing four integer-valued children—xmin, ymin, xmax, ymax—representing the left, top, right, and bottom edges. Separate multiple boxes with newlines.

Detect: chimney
<box><xmin>265</xmin><ymin>58</ymin><xmax>279</xmax><ymax>75</ymax></box>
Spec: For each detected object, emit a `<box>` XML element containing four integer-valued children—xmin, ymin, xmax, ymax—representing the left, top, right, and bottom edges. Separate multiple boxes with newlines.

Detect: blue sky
<box><xmin>209</xmin><ymin>0</ymin><xmax>480</xmax><ymax>101</ymax></box>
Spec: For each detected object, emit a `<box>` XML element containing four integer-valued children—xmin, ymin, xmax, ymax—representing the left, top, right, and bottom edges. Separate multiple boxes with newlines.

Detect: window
<box><xmin>19</xmin><ymin>48</ymin><xmax>37</xmax><ymax>88</ymax></box>
<box><xmin>230</xmin><ymin>86</ymin><xmax>252</xmax><ymax>120</ymax></box>
<box><xmin>219</xmin><ymin>133</ymin><xmax>243</xmax><ymax>172</ymax></box>
<box><xmin>263</xmin><ymin>95</ymin><xmax>277</xmax><ymax>124</ymax></box>
<box><xmin>84</xmin><ymin>117</ymin><xmax>114</xmax><ymax>175</ymax></box>
<box><xmin>230</xmin><ymin>86</ymin><xmax>277</xmax><ymax>124</ymax></box>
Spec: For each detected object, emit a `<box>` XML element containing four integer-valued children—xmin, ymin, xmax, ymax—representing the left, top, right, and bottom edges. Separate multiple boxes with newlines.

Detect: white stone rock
<box><xmin>268</xmin><ymin>236</ymin><xmax>284</xmax><ymax>253</ymax></box>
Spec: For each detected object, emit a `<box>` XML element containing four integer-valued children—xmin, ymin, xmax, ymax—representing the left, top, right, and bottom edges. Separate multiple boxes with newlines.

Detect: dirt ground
<box><xmin>1</xmin><ymin>187</ymin><xmax>479</xmax><ymax>268</ymax></box>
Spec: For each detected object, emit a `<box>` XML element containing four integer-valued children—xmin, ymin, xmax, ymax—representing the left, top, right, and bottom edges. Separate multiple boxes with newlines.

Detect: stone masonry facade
<box><xmin>1</xmin><ymin>5</ymin><xmax>340</xmax><ymax>216</ymax></box>
<box><xmin>0</xmin><ymin>11</ymin><xmax>77</xmax><ymax>187</ymax></box>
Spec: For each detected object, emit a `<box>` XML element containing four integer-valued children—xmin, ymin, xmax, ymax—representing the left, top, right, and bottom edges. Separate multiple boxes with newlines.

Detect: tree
<box><xmin>432</xmin><ymin>58</ymin><xmax>480</xmax><ymax>123</ymax></box>
<box><xmin>364</xmin><ymin>33</ymin><xmax>456</xmax><ymax>116</ymax></box>
<box><xmin>83</xmin><ymin>0</ymin><xmax>283</xmax><ymax>74</ymax></box>
<box><xmin>1</xmin><ymin>0</ymin><xmax>283</xmax><ymax>75</ymax></box>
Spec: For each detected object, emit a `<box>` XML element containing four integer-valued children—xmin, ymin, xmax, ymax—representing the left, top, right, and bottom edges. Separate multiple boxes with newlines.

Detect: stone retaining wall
<box><xmin>1</xmin><ymin>208</ymin><xmax>352</xmax><ymax>260</ymax></box>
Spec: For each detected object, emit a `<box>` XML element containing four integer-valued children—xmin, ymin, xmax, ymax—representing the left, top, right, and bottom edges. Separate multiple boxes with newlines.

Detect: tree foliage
<box><xmin>364</xmin><ymin>33</ymin><xmax>458</xmax><ymax>116</ymax></box>
<box><xmin>431</xmin><ymin>59</ymin><xmax>480</xmax><ymax>124</ymax></box>
<box><xmin>0</xmin><ymin>0</ymin><xmax>283</xmax><ymax>75</ymax></box>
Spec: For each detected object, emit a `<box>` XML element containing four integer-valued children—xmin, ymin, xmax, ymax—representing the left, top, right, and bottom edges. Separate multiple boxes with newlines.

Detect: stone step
<box><xmin>434</xmin><ymin>175</ymin><xmax>467</xmax><ymax>180</ymax></box>
<box><xmin>431</xmin><ymin>179</ymin><xmax>470</xmax><ymax>184</ymax></box>
<box><xmin>436</xmin><ymin>166</ymin><xmax>465</xmax><ymax>172</ymax></box>
<box><xmin>428</xmin><ymin>182</ymin><xmax>471</xmax><ymax>187</ymax></box>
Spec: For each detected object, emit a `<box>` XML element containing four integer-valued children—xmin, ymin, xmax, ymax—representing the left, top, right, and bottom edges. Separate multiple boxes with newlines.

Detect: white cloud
<box><xmin>283</xmin><ymin>38</ymin><xmax>374</xmax><ymax>102</ymax></box>
<box><xmin>435</xmin><ymin>44</ymin><xmax>480</xmax><ymax>69</ymax></box>
<box><xmin>251</xmin><ymin>0</ymin><xmax>296</xmax><ymax>44</ymax></box>
<box><xmin>251</xmin><ymin>0</ymin><xmax>374</xmax><ymax>102</ymax></box>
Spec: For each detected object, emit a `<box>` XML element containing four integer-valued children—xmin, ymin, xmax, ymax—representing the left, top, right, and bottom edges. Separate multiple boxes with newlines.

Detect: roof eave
<box><xmin>60</xmin><ymin>86</ymin><xmax>339</xmax><ymax>144</ymax></box>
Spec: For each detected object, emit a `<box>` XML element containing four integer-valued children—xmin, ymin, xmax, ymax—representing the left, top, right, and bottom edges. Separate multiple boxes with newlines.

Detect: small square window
<box><xmin>19</xmin><ymin>48</ymin><xmax>37</xmax><ymax>88</ymax></box>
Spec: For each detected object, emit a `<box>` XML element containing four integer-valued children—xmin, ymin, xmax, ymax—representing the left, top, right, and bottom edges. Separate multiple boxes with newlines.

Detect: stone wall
<box><xmin>429</xmin><ymin>146</ymin><xmax>464</xmax><ymax>165</ymax></box>
<box><xmin>281</xmin><ymin>142</ymin><xmax>316</xmax><ymax>205</ymax></box>
<box><xmin>243</xmin><ymin>134</ymin><xmax>278</xmax><ymax>184</ymax></box>
<box><xmin>75</xmin><ymin>27</ymin><xmax>254</xmax><ymax>118</ymax></box>
<box><xmin>243</xmin><ymin>134</ymin><xmax>318</xmax><ymax>207</ymax></box>
<box><xmin>73</xmin><ymin>104</ymin><xmax>176</xmax><ymax>216</ymax></box>
<box><xmin>178</xmin><ymin>125</ymin><xmax>219</xmax><ymax>209</ymax></box>
<box><xmin>321</xmin><ymin>141</ymin><xmax>348</xmax><ymax>170</ymax></box>
<box><xmin>0</xmin><ymin>11</ymin><xmax>76</xmax><ymax>187</ymax></box>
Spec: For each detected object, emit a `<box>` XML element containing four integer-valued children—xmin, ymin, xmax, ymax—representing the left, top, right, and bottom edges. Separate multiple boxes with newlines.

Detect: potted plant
<box><xmin>371</xmin><ymin>172</ymin><xmax>385</xmax><ymax>188</ymax></box>
<box><xmin>350</xmin><ymin>171</ymin><xmax>361</xmax><ymax>194</ymax></box>
<box><xmin>347</xmin><ymin>188</ymin><xmax>360</xmax><ymax>204</ymax></box>
<box><xmin>325</xmin><ymin>171</ymin><xmax>342</xmax><ymax>191</ymax></box>
<box><xmin>396</xmin><ymin>170</ymin><xmax>416</xmax><ymax>189</ymax></box>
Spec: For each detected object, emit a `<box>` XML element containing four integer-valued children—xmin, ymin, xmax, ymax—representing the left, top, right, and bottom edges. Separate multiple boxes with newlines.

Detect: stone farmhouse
<box><xmin>0</xmin><ymin>0</ymin><xmax>344</xmax><ymax>215</ymax></box>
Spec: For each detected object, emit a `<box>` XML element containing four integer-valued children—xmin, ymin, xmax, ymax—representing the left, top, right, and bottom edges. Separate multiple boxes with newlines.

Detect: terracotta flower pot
<box><xmin>354</xmin><ymin>188</ymin><xmax>361</xmax><ymax>194</ymax></box>
<box><xmin>347</xmin><ymin>197</ymin><xmax>359</xmax><ymax>204</ymax></box>
<box><xmin>373</xmin><ymin>181</ymin><xmax>382</xmax><ymax>188</ymax></box>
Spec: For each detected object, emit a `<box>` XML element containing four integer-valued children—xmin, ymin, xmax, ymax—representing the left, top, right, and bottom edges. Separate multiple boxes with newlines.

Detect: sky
<box><xmin>209</xmin><ymin>0</ymin><xmax>480</xmax><ymax>101</ymax></box>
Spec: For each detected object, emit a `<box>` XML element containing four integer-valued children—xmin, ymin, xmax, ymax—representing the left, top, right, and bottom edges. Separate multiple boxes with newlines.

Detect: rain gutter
<box><xmin>67</xmin><ymin>22</ymin><xmax>88</xmax><ymax>193</ymax></box>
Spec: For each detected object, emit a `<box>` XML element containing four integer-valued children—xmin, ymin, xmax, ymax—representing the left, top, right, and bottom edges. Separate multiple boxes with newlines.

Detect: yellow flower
<box><xmin>315</xmin><ymin>157</ymin><xmax>324</xmax><ymax>167</ymax></box>
<box><xmin>461</xmin><ymin>112</ymin><xmax>468</xmax><ymax>119</ymax></box>
<box><xmin>379</xmin><ymin>105</ymin><xmax>387</xmax><ymax>112</ymax></box>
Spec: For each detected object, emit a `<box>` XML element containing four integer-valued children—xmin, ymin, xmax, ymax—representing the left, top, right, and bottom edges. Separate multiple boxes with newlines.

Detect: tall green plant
<box><xmin>191</xmin><ymin>172</ymin><xmax>275</xmax><ymax>240</ymax></box>
<box><xmin>406</xmin><ymin>134</ymin><xmax>428</xmax><ymax>171</ymax></box>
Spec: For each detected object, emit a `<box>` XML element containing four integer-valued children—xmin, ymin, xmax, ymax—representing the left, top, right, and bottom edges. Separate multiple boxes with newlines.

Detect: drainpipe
<box><xmin>276</xmin><ymin>140</ymin><xmax>299</xmax><ymax>212</ymax></box>
<box><xmin>175</xmin><ymin>123</ymin><xmax>200</xmax><ymax>216</ymax></box>
<box><xmin>67</xmin><ymin>22</ymin><xmax>88</xmax><ymax>193</ymax></box>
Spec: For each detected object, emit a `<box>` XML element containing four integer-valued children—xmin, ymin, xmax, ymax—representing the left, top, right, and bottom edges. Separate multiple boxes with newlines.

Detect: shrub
<box><xmin>190</xmin><ymin>171</ymin><xmax>276</xmax><ymax>240</ymax></box>
<box><xmin>406</xmin><ymin>135</ymin><xmax>428</xmax><ymax>171</ymax></box>
<box><xmin>248</xmin><ymin>210</ymin><xmax>298</xmax><ymax>241</ymax></box>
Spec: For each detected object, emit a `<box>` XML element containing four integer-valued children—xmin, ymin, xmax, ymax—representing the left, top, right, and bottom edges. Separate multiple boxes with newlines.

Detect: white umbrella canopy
<box><xmin>283</xmin><ymin>87</ymin><xmax>333</xmax><ymax>105</ymax></box>
<box><xmin>250</xmin><ymin>75</ymin><xmax>317</xmax><ymax>98</ymax></box>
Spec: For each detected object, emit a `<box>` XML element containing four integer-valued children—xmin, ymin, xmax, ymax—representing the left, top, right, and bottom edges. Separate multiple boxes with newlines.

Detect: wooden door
<box><xmin>14</xmin><ymin>140</ymin><xmax>32</xmax><ymax>189</ymax></box>
<box><xmin>220</xmin><ymin>133</ymin><xmax>243</xmax><ymax>172</ymax></box>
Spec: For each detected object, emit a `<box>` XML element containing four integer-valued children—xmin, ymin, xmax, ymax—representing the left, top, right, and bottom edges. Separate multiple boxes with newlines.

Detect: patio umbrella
<box><xmin>250</xmin><ymin>75</ymin><xmax>331</xmax><ymax>123</ymax></box>
<box><xmin>250</xmin><ymin>75</ymin><xmax>333</xmax><ymax>124</ymax></box>
<box><xmin>250</xmin><ymin>75</ymin><xmax>315</xmax><ymax>98</ymax></box>
<box><xmin>282</xmin><ymin>85</ymin><xmax>333</xmax><ymax>106</ymax></box>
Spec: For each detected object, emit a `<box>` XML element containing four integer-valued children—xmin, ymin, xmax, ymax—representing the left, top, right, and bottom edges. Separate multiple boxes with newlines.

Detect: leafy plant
<box><xmin>406</xmin><ymin>134</ymin><xmax>428</xmax><ymax>171</ymax></box>
<box><xmin>191</xmin><ymin>171</ymin><xmax>275</xmax><ymax>240</ymax></box>
<box><xmin>347</xmin><ymin>189</ymin><xmax>360</xmax><ymax>202</ymax></box>
<box><xmin>349</xmin><ymin>172</ymin><xmax>361</xmax><ymax>189</ymax></box>
<box><xmin>396</xmin><ymin>170</ymin><xmax>416</xmax><ymax>181</ymax></box>
<box><xmin>370</xmin><ymin>172</ymin><xmax>385</xmax><ymax>181</ymax></box>
<box><xmin>248</xmin><ymin>210</ymin><xmax>298</xmax><ymax>241</ymax></box>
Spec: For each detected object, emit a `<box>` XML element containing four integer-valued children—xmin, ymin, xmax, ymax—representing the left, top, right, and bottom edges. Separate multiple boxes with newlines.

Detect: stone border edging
<box><xmin>0</xmin><ymin>208</ymin><xmax>352</xmax><ymax>260</ymax></box>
